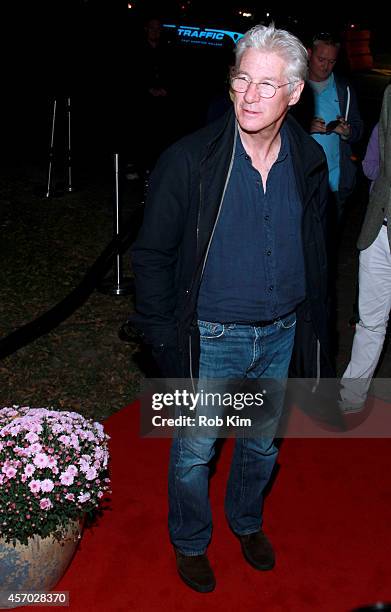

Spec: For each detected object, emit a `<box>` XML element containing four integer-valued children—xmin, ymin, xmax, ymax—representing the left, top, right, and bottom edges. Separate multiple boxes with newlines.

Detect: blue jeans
<box><xmin>168</xmin><ymin>312</ymin><xmax>296</xmax><ymax>555</ymax></box>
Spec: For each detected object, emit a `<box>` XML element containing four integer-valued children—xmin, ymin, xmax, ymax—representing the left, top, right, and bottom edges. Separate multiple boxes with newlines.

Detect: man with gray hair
<box><xmin>131</xmin><ymin>23</ymin><xmax>332</xmax><ymax>592</ymax></box>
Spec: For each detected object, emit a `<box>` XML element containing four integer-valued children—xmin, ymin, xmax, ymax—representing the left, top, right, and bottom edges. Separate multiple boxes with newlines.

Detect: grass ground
<box><xmin>0</xmin><ymin>162</ymin><xmax>144</xmax><ymax>421</ymax></box>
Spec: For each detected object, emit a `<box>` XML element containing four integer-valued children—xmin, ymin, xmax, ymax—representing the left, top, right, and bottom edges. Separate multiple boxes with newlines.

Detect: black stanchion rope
<box><xmin>0</xmin><ymin>230</ymin><xmax>135</xmax><ymax>360</ymax></box>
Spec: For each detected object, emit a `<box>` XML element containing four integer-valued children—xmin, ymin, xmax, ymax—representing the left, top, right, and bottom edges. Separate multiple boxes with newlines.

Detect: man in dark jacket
<box><xmin>131</xmin><ymin>23</ymin><xmax>332</xmax><ymax>593</ymax></box>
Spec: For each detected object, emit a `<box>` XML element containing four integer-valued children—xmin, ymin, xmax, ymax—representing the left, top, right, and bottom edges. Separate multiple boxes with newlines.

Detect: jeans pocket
<box><xmin>279</xmin><ymin>312</ymin><xmax>296</xmax><ymax>330</ymax></box>
<box><xmin>198</xmin><ymin>320</ymin><xmax>225</xmax><ymax>339</ymax></box>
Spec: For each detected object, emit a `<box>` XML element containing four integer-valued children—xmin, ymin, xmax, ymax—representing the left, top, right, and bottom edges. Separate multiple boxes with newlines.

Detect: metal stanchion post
<box><xmin>98</xmin><ymin>153</ymin><xmax>133</xmax><ymax>296</ymax></box>
<box><xmin>37</xmin><ymin>96</ymin><xmax>76</xmax><ymax>199</ymax></box>
<box><xmin>44</xmin><ymin>98</ymin><xmax>57</xmax><ymax>198</ymax></box>
<box><xmin>65</xmin><ymin>96</ymin><xmax>73</xmax><ymax>193</ymax></box>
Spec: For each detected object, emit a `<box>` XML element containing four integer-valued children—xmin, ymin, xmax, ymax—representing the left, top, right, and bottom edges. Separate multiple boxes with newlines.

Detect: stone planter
<box><xmin>0</xmin><ymin>519</ymin><xmax>83</xmax><ymax>609</ymax></box>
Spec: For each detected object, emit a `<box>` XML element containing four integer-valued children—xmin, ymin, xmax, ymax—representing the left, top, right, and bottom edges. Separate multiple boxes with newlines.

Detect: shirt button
<box><xmin>267</xmin><ymin>250</ymin><xmax>271</xmax><ymax>256</ymax></box>
<box><xmin>269</xmin><ymin>285</ymin><xmax>274</xmax><ymax>291</ymax></box>
<box><xmin>264</xmin><ymin>215</ymin><xmax>269</xmax><ymax>221</ymax></box>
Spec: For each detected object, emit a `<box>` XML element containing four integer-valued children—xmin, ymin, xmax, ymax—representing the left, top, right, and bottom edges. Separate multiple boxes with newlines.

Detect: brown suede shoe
<box><xmin>237</xmin><ymin>530</ymin><xmax>275</xmax><ymax>570</ymax></box>
<box><xmin>174</xmin><ymin>549</ymin><xmax>216</xmax><ymax>593</ymax></box>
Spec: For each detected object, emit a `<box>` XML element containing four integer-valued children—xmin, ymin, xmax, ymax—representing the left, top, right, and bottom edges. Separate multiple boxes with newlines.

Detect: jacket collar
<box><xmin>200</xmin><ymin>108</ymin><xmax>236</xmax><ymax>166</ymax></box>
<box><xmin>202</xmin><ymin>108</ymin><xmax>325</xmax><ymax>174</ymax></box>
<box><xmin>285</xmin><ymin>113</ymin><xmax>326</xmax><ymax>175</ymax></box>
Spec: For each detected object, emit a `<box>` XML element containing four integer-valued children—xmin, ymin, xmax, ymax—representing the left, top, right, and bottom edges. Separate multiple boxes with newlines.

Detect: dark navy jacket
<box><xmin>292</xmin><ymin>74</ymin><xmax>364</xmax><ymax>199</ymax></box>
<box><xmin>131</xmin><ymin>109</ymin><xmax>334</xmax><ymax>378</ymax></box>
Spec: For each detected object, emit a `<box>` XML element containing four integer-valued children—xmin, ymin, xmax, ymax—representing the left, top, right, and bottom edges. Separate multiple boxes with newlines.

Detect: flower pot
<box><xmin>0</xmin><ymin>405</ymin><xmax>110</xmax><ymax>609</ymax></box>
<box><xmin>0</xmin><ymin>519</ymin><xmax>83</xmax><ymax>609</ymax></box>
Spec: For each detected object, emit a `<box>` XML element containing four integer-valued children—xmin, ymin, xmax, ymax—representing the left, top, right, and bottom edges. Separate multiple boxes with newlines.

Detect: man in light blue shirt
<box><xmin>309</xmin><ymin>73</ymin><xmax>341</xmax><ymax>192</ymax></box>
<box><xmin>306</xmin><ymin>33</ymin><xmax>363</xmax><ymax>224</ymax></box>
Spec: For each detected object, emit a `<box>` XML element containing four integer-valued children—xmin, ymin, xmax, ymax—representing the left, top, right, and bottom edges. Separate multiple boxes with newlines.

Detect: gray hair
<box><xmin>235</xmin><ymin>23</ymin><xmax>308</xmax><ymax>88</ymax></box>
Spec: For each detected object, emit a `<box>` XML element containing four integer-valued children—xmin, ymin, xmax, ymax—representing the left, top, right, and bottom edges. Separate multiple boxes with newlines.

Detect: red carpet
<box><xmin>40</xmin><ymin>402</ymin><xmax>391</xmax><ymax>611</ymax></box>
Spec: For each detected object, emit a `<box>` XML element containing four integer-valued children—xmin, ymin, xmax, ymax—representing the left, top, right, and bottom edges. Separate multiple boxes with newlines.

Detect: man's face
<box><xmin>232</xmin><ymin>48</ymin><xmax>303</xmax><ymax>134</ymax></box>
<box><xmin>308</xmin><ymin>42</ymin><xmax>338</xmax><ymax>82</ymax></box>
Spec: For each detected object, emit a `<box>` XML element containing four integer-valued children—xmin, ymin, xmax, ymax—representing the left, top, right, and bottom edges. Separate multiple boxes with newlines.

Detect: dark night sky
<box><xmin>1</xmin><ymin>0</ymin><xmax>388</xmax><ymax>164</ymax></box>
<box><xmin>3</xmin><ymin>1</ymin><xmax>388</xmax><ymax>100</ymax></box>
<box><xmin>3</xmin><ymin>1</ymin><xmax>388</xmax><ymax>65</ymax></box>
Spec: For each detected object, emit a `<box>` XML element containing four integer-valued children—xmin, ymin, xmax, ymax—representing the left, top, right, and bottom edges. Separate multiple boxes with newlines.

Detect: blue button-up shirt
<box><xmin>197</xmin><ymin>124</ymin><xmax>306</xmax><ymax>323</ymax></box>
<box><xmin>309</xmin><ymin>74</ymin><xmax>341</xmax><ymax>192</ymax></box>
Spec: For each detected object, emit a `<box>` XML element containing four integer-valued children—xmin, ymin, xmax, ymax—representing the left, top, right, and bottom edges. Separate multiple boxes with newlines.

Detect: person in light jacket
<box><xmin>340</xmin><ymin>86</ymin><xmax>391</xmax><ymax>410</ymax></box>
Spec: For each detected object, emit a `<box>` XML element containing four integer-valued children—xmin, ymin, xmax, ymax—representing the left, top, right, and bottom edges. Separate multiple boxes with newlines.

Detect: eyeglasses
<box><xmin>230</xmin><ymin>75</ymin><xmax>295</xmax><ymax>99</ymax></box>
